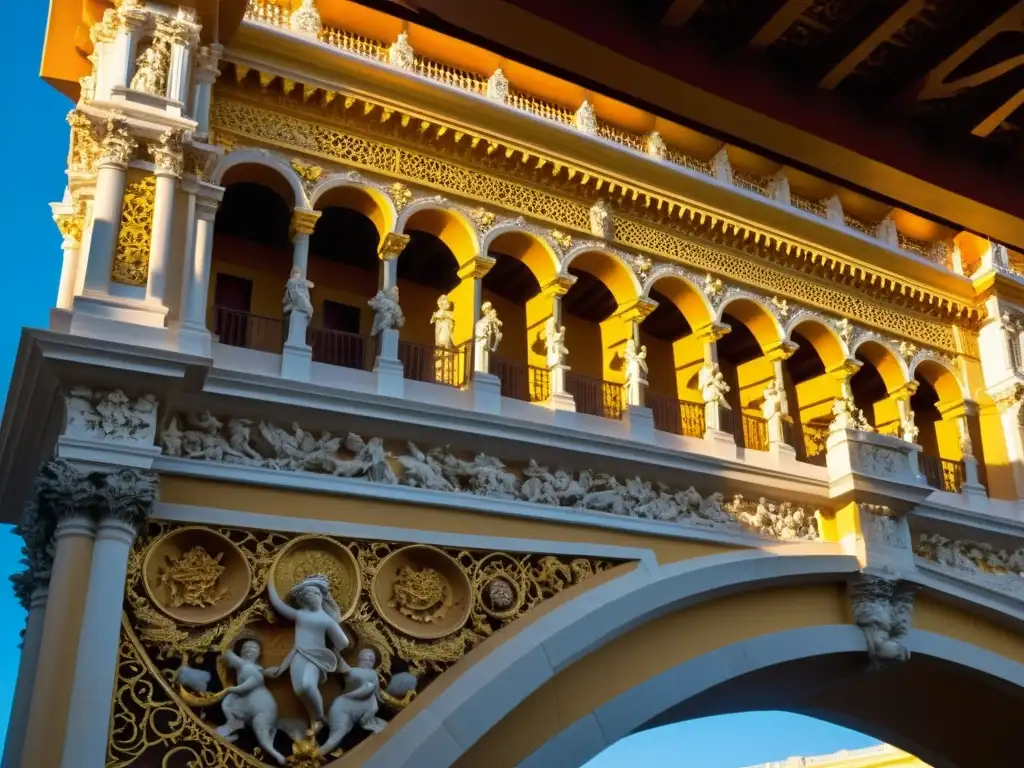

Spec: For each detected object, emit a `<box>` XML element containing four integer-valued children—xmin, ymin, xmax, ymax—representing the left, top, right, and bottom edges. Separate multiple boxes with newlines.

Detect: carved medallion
<box><xmin>371</xmin><ymin>545</ymin><xmax>472</xmax><ymax>639</ymax></box>
<box><xmin>143</xmin><ymin>528</ymin><xmax>251</xmax><ymax>625</ymax></box>
<box><xmin>271</xmin><ymin>535</ymin><xmax>361</xmax><ymax>622</ymax></box>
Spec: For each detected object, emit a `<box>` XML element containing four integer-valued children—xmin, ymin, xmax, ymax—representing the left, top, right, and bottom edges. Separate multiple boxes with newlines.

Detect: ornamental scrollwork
<box><xmin>111</xmin><ymin>175</ymin><xmax>156</xmax><ymax>285</ymax></box>
<box><xmin>111</xmin><ymin>520</ymin><xmax>616</xmax><ymax>766</ymax></box>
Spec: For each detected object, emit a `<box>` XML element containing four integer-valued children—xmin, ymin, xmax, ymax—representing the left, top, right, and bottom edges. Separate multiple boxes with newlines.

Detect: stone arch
<box><xmin>309</xmin><ymin>176</ymin><xmax>396</xmax><ymax>239</ymax></box>
<box><xmin>357</xmin><ymin>548</ymin><xmax>1024</xmax><ymax>768</ymax></box>
<box><xmin>212</xmin><ymin>149</ymin><xmax>305</xmax><ymax>209</ymax></box>
<box><xmin>561</xmin><ymin>247</ymin><xmax>643</xmax><ymax>308</ymax></box>
<box><xmin>717</xmin><ymin>295</ymin><xmax>784</xmax><ymax>353</ymax></box>
<box><xmin>643</xmin><ymin>268</ymin><xmax>714</xmax><ymax>331</ymax></box>
<box><xmin>397</xmin><ymin>202</ymin><xmax>480</xmax><ymax>264</ymax></box>
<box><xmin>850</xmin><ymin>338</ymin><xmax>910</xmax><ymax>392</ymax></box>
<box><xmin>481</xmin><ymin>226</ymin><xmax>560</xmax><ymax>288</ymax></box>
<box><xmin>785</xmin><ymin>314</ymin><xmax>848</xmax><ymax>370</ymax></box>
<box><xmin>911</xmin><ymin>357</ymin><xmax>966</xmax><ymax>407</ymax></box>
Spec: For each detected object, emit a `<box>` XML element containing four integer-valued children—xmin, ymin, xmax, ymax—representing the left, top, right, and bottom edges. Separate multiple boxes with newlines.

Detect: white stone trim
<box><xmin>156</xmin><ymin>502</ymin><xmax>660</xmax><ymax>565</ymax></box>
<box><xmin>211</xmin><ymin>147</ymin><xmax>307</xmax><ymax>208</ymax></box>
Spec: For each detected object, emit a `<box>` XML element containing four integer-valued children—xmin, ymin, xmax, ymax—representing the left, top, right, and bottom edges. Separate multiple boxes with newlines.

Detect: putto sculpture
<box><xmin>317</xmin><ymin>648</ymin><xmax>388</xmax><ymax>754</ymax></box>
<box><xmin>699</xmin><ymin>363</ymin><xmax>730</xmax><ymax>404</ymax></box>
<box><xmin>283</xmin><ymin>267</ymin><xmax>315</xmax><ymax>318</ymax></box>
<box><xmin>623</xmin><ymin>339</ymin><xmax>648</xmax><ymax>388</ymax></box>
<box><xmin>369</xmin><ymin>286</ymin><xmax>404</xmax><ymax>336</ymax></box>
<box><xmin>218</xmin><ymin>638</ymin><xmax>286</xmax><ymax>765</ymax></box>
<box><xmin>544</xmin><ymin>316</ymin><xmax>568</xmax><ymax>367</ymax></box>
<box><xmin>430</xmin><ymin>294</ymin><xmax>455</xmax><ymax>349</ymax></box>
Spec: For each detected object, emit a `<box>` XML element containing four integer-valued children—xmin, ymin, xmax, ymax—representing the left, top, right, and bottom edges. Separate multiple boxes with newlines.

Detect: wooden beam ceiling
<box><xmin>749</xmin><ymin>0</ymin><xmax>813</xmax><ymax>50</ymax></box>
<box><xmin>661</xmin><ymin>0</ymin><xmax>704</xmax><ymax>28</ymax></box>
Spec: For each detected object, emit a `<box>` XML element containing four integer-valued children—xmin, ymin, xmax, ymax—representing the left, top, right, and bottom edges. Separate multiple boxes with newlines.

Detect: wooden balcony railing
<box><xmin>211</xmin><ymin>307</ymin><xmax>285</xmax><ymax>353</ymax></box>
<box><xmin>490</xmin><ymin>356</ymin><xmax>550</xmax><ymax>402</ymax></box>
<box><xmin>307</xmin><ymin>327</ymin><xmax>374</xmax><ymax>371</ymax></box>
<box><xmin>398</xmin><ymin>340</ymin><xmax>470</xmax><ymax>388</ymax></box>
<box><xmin>920</xmin><ymin>454</ymin><xmax>964</xmax><ymax>493</ymax></box>
<box><xmin>566</xmin><ymin>372</ymin><xmax>623</xmax><ymax>420</ymax></box>
<box><xmin>740</xmin><ymin>413</ymin><xmax>769</xmax><ymax>452</ymax></box>
<box><xmin>647</xmin><ymin>392</ymin><xmax>705</xmax><ymax>438</ymax></box>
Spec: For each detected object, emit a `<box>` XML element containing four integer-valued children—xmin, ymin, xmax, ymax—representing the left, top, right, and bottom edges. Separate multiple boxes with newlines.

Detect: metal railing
<box><xmin>307</xmin><ymin>327</ymin><xmax>374</xmax><ymax>371</ymax></box>
<box><xmin>739</xmin><ymin>413</ymin><xmax>769</xmax><ymax>452</ymax></box>
<box><xmin>566</xmin><ymin>373</ymin><xmax>623</xmax><ymax>420</ymax></box>
<box><xmin>647</xmin><ymin>392</ymin><xmax>705</xmax><ymax>438</ymax></box>
<box><xmin>920</xmin><ymin>454</ymin><xmax>964</xmax><ymax>493</ymax></box>
<box><xmin>211</xmin><ymin>307</ymin><xmax>285</xmax><ymax>353</ymax></box>
<box><xmin>398</xmin><ymin>340</ymin><xmax>470</xmax><ymax>388</ymax></box>
<box><xmin>490</xmin><ymin>356</ymin><xmax>550</xmax><ymax>402</ymax></box>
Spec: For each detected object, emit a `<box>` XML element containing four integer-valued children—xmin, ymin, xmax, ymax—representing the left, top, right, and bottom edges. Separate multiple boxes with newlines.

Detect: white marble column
<box><xmin>180</xmin><ymin>192</ymin><xmax>221</xmax><ymax>330</ymax></box>
<box><xmin>541</xmin><ymin>275</ymin><xmax>576</xmax><ymax>411</ymax></box>
<box><xmin>191</xmin><ymin>45</ymin><xmax>222</xmax><ymax>139</ymax></box>
<box><xmin>1</xmin><ymin>586</ymin><xmax>48</xmax><ymax>768</ymax></box>
<box><xmin>377</xmin><ymin>232</ymin><xmax>409</xmax><ymax>291</ymax></box>
<box><xmin>61</xmin><ymin>469</ymin><xmax>157</xmax><ymax>768</ymax></box>
<box><xmin>290</xmin><ymin>208</ymin><xmax>320</xmax><ymax>275</ymax></box>
<box><xmin>52</xmin><ymin>207</ymin><xmax>83</xmax><ymax>310</ymax></box>
<box><xmin>167</xmin><ymin>11</ymin><xmax>201</xmax><ymax>108</ymax></box>
<box><xmin>145</xmin><ymin>132</ymin><xmax>183</xmax><ymax>308</ymax></box>
<box><xmin>82</xmin><ymin>120</ymin><xmax>136</xmax><ymax>295</ymax></box>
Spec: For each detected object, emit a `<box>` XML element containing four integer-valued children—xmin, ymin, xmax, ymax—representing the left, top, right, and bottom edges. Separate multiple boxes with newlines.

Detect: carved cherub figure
<box><xmin>369</xmin><ymin>287</ymin><xmax>404</xmax><ymax>336</ymax></box>
<box><xmin>430</xmin><ymin>294</ymin><xmax>455</xmax><ymax>349</ymax></box>
<box><xmin>317</xmin><ymin>648</ymin><xmax>388</xmax><ymax>755</ymax></box>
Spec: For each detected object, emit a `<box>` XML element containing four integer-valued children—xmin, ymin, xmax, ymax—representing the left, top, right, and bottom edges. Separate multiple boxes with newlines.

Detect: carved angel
<box><xmin>396</xmin><ymin>441</ymin><xmax>454</xmax><ymax>491</ymax></box>
<box><xmin>217</xmin><ymin>638</ymin><xmax>286</xmax><ymax>765</ymax></box>
<box><xmin>344</xmin><ymin>433</ymin><xmax>397</xmax><ymax>484</ymax></box>
<box><xmin>317</xmin><ymin>648</ymin><xmax>388</xmax><ymax>754</ymax></box>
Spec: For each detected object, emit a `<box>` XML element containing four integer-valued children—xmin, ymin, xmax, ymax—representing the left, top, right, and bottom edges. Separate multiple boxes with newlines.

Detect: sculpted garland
<box><xmin>159</xmin><ymin>414</ymin><xmax>821</xmax><ymax>541</ymax></box>
<box><xmin>113</xmin><ymin>521</ymin><xmax>613</xmax><ymax>766</ymax></box>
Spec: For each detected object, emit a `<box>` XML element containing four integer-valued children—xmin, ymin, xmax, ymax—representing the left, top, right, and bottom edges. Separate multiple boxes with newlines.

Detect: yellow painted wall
<box><xmin>564</xmin><ymin>314</ymin><xmax>603</xmax><ymax>379</ymax></box>
<box><xmin>737</xmin><ymin>356</ymin><xmax>774</xmax><ymax>409</ymax></box>
<box><xmin>599</xmin><ymin>312</ymin><xmax>632</xmax><ymax>384</ymax></box>
<box><xmin>639</xmin><ymin>329</ymin><xmax>677</xmax><ymax>398</ymax></box>
<box><xmin>483</xmin><ymin>288</ymin><xmax>528</xmax><ymax>363</ymax></box>
<box><xmin>979</xmin><ymin>407</ymin><xmax>1013</xmax><ymax>499</ymax></box>
<box><xmin>307</xmin><ymin>256</ymin><xmax>377</xmax><ymax>335</ymax></box>
<box><xmin>209</xmin><ymin>234</ymin><xmax>291</xmax><ymax>320</ymax></box>
<box><xmin>794</xmin><ymin>374</ymin><xmax>841</xmax><ymax>423</ymax></box>
<box><xmin>396</xmin><ymin>279</ymin><xmax>444</xmax><ymax>346</ymax></box>
<box><xmin>673</xmin><ymin>333</ymin><xmax>704</xmax><ymax>404</ymax></box>
<box><xmin>525</xmin><ymin>293</ymin><xmax>554</xmax><ymax>369</ymax></box>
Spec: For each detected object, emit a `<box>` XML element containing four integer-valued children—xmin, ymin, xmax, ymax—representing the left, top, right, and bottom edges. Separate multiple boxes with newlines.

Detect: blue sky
<box><xmin>0</xmin><ymin>3</ymin><xmax>885</xmax><ymax>764</ymax></box>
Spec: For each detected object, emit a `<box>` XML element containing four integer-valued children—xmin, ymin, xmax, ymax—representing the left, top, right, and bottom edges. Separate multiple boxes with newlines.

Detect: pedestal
<box><xmin>961</xmin><ymin>456</ymin><xmax>989</xmax><ymax>511</ymax></box>
<box><xmin>703</xmin><ymin>402</ymin><xmax>736</xmax><ymax>445</ymax></box>
<box><xmin>623</xmin><ymin>405</ymin><xmax>654</xmax><ymax>441</ymax></box>
<box><xmin>281</xmin><ymin>343</ymin><xmax>313</xmax><ymax>382</ymax></box>
<box><xmin>175</xmin><ymin>322</ymin><xmax>212</xmax><ymax>358</ymax></box>
<box><xmin>472</xmin><ymin>372</ymin><xmax>502</xmax><ymax>415</ymax></box>
<box><xmin>374</xmin><ymin>329</ymin><xmax>404</xmax><ymax>398</ymax></box>
<box><xmin>825</xmin><ymin>427</ymin><xmax>931</xmax><ymax>510</ymax></box>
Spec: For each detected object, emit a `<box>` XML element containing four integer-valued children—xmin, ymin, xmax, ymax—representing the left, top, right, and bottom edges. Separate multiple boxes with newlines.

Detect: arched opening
<box><xmin>396</xmin><ymin>208</ymin><xmax>466</xmax><ymax>386</ymax></box>
<box><xmin>210</xmin><ymin>168</ymin><xmax>295</xmax><ymax>354</ymax></box>
<box><xmin>851</xmin><ymin>341</ymin><xmax>909</xmax><ymax>434</ymax></box>
<box><xmin>306</xmin><ymin>185</ymin><xmax>384</xmax><ymax>371</ymax></box>
<box><xmin>641</xmin><ymin>275</ymin><xmax>713</xmax><ymax>438</ymax></box>
<box><xmin>484</xmin><ymin>231</ymin><xmax>551</xmax><ymax>402</ymax></box>
<box><xmin>785</xmin><ymin>320</ymin><xmax>847</xmax><ymax>465</ymax></box>
<box><xmin>717</xmin><ymin>298</ymin><xmax>783</xmax><ymax>451</ymax></box>
<box><xmin>913</xmin><ymin>360</ymin><xmax>979</xmax><ymax>494</ymax></box>
<box><xmin>560</xmin><ymin>250</ymin><xmax>639</xmax><ymax>419</ymax></box>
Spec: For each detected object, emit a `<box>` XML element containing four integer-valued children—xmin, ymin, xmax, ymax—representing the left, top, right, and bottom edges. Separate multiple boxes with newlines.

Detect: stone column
<box><xmin>191</xmin><ymin>45</ymin><xmax>222</xmax><ymax>140</ymax></box>
<box><xmin>178</xmin><ymin>187</ymin><xmax>223</xmax><ymax>354</ymax></box>
<box><xmin>145</xmin><ymin>131</ymin><xmax>184</xmax><ymax>309</ymax></box>
<box><xmin>537</xmin><ymin>275</ymin><xmax>577</xmax><ymax>412</ymax></box>
<box><xmin>455</xmin><ymin>255</ymin><xmax>500</xmax><ymax>413</ymax></box>
<box><xmin>956</xmin><ymin>407</ymin><xmax>988</xmax><ymax>507</ymax></box>
<box><xmin>167</xmin><ymin>11</ymin><xmax>201</xmax><ymax>110</ymax></box>
<box><xmin>52</xmin><ymin>207</ymin><xmax>84</xmax><ymax>310</ymax></box>
<box><xmin>81</xmin><ymin>119</ymin><xmax>136</xmax><ymax>296</ymax></box>
<box><xmin>618</xmin><ymin>301</ymin><xmax>657</xmax><ymax>440</ymax></box>
<box><xmin>290</xmin><ymin>208</ymin><xmax>321</xmax><ymax>275</ymax></box>
<box><xmin>377</xmin><ymin>232</ymin><xmax>409</xmax><ymax>293</ymax></box>
<box><xmin>2</xmin><ymin>586</ymin><xmax>48</xmax><ymax>768</ymax></box>
<box><xmin>373</xmin><ymin>233</ymin><xmax>410</xmax><ymax>397</ymax></box>
<box><xmin>891</xmin><ymin>381</ymin><xmax>920</xmax><ymax>443</ymax></box>
<box><xmin>21</xmin><ymin>462</ymin><xmax>98</xmax><ymax>768</ymax></box>
<box><xmin>696</xmin><ymin>322</ymin><xmax>733</xmax><ymax>446</ymax></box>
<box><xmin>61</xmin><ymin>468</ymin><xmax>159</xmax><ymax>768</ymax></box>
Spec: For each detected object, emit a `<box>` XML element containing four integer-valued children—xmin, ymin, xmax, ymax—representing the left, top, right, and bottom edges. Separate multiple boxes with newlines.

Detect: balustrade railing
<box><xmin>739</xmin><ymin>413</ymin><xmax>769</xmax><ymax>452</ymax></box>
<box><xmin>647</xmin><ymin>392</ymin><xmax>705</xmax><ymax>438</ymax></box>
<box><xmin>802</xmin><ymin>423</ymin><xmax>830</xmax><ymax>466</ymax></box>
<box><xmin>566</xmin><ymin>373</ymin><xmax>623</xmax><ymax>420</ymax></box>
<box><xmin>211</xmin><ymin>307</ymin><xmax>285</xmax><ymax>354</ymax></box>
<box><xmin>398</xmin><ymin>340</ymin><xmax>470</xmax><ymax>388</ymax></box>
<box><xmin>490</xmin><ymin>357</ymin><xmax>550</xmax><ymax>402</ymax></box>
<box><xmin>920</xmin><ymin>454</ymin><xmax>964</xmax><ymax>493</ymax></box>
<box><xmin>307</xmin><ymin>327</ymin><xmax>374</xmax><ymax>371</ymax></box>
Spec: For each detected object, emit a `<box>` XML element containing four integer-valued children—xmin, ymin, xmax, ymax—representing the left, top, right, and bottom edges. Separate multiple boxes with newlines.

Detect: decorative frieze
<box><xmin>915</xmin><ymin>532</ymin><xmax>1024</xmax><ymax>599</ymax></box>
<box><xmin>65</xmin><ymin>387</ymin><xmax>158</xmax><ymax>445</ymax></box>
<box><xmin>159</xmin><ymin>413</ymin><xmax>824</xmax><ymax>540</ymax></box>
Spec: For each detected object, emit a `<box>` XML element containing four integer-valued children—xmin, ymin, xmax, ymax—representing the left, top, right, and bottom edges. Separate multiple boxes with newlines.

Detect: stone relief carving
<box><xmin>65</xmin><ymin>387</ymin><xmax>158</xmax><ymax>444</ymax></box>
<box><xmin>915</xmin><ymin>533</ymin><xmax>1024</xmax><ymax>599</ymax></box>
<box><xmin>857</xmin><ymin>444</ymin><xmax>899</xmax><ymax>477</ymax></box>
<box><xmin>848</xmin><ymin>574</ymin><xmax>916</xmax><ymax>665</ymax></box>
<box><xmin>217</xmin><ymin>638</ymin><xmax>286</xmax><ymax>765</ymax></box>
<box><xmin>159</xmin><ymin>413</ymin><xmax>822</xmax><ymax>540</ymax></box>
<box><xmin>369</xmin><ymin>287</ymin><xmax>404</xmax><ymax>335</ymax></box>
<box><xmin>589</xmin><ymin>199</ymin><xmax>613</xmax><ymax>240</ymax></box>
<box><xmin>861</xmin><ymin>505</ymin><xmax>907</xmax><ymax>550</ymax></box>
<box><xmin>130</xmin><ymin>34</ymin><xmax>171</xmax><ymax>96</ymax></box>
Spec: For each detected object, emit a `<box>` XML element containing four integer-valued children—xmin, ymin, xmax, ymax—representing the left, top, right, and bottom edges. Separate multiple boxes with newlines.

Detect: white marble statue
<box><xmin>130</xmin><ymin>37</ymin><xmax>171</xmax><ymax>96</ymax></box>
<box><xmin>396</xmin><ymin>441</ymin><xmax>454</xmax><ymax>491</ymax></box>
<box><xmin>217</xmin><ymin>638</ymin><xmax>286</xmax><ymax>765</ymax></box>
<box><xmin>623</xmin><ymin>339</ymin><xmax>648</xmax><ymax>388</ymax></box>
<box><xmin>762</xmin><ymin>381</ymin><xmax>782</xmax><ymax>420</ymax></box>
<box><xmin>344</xmin><ymin>433</ymin><xmax>397</xmax><ymax>484</ymax></box>
<box><xmin>266</xmin><ymin>575</ymin><xmax>350</xmax><ymax>730</ymax></box>
<box><xmin>589</xmin><ymin>199</ymin><xmax>613</xmax><ymax>240</ymax></box>
<box><xmin>544</xmin><ymin>317</ymin><xmax>568</xmax><ymax>367</ymax></box>
<box><xmin>369</xmin><ymin>287</ymin><xmax>404</xmax><ymax>336</ymax></box>
<box><xmin>284</xmin><ymin>268</ymin><xmax>315</xmax><ymax>318</ymax></box>
<box><xmin>699</xmin><ymin>363</ymin><xmax>730</xmax><ymax>404</ymax></box>
<box><xmin>475</xmin><ymin>301</ymin><xmax>503</xmax><ymax>353</ymax></box>
<box><xmin>317</xmin><ymin>648</ymin><xmax>388</xmax><ymax>755</ymax></box>
<box><xmin>430</xmin><ymin>294</ymin><xmax>455</xmax><ymax>349</ymax></box>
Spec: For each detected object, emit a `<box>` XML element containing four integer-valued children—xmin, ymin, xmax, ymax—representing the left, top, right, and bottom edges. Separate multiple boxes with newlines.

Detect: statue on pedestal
<box><xmin>475</xmin><ymin>302</ymin><xmax>503</xmax><ymax>352</ymax></box>
<box><xmin>369</xmin><ymin>287</ymin><xmax>404</xmax><ymax>336</ymax></box>
<box><xmin>430</xmin><ymin>294</ymin><xmax>455</xmax><ymax>349</ymax></box>
<box><xmin>130</xmin><ymin>37</ymin><xmax>171</xmax><ymax>96</ymax></box>
<box><xmin>544</xmin><ymin>317</ymin><xmax>568</xmax><ymax>367</ymax></box>
<box><xmin>284</xmin><ymin>268</ymin><xmax>315</xmax><ymax>318</ymax></box>
<box><xmin>623</xmin><ymin>339</ymin><xmax>648</xmax><ymax>388</ymax></box>
<box><xmin>699</xmin><ymin>363</ymin><xmax>730</xmax><ymax>404</ymax></box>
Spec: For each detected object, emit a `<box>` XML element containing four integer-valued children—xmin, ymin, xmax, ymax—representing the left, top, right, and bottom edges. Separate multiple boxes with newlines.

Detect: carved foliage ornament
<box><xmin>848</xmin><ymin>574</ymin><xmax>916</xmax><ymax>666</ymax></box>
<box><xmin>111</xmin><ymin>521</ymin><xmax>614</xmax><ymax>766</ymax></box>
<box><xmin>112</xmin><ymin>175</ymin><xmax>156</xmax><ymax>285</ymax></box>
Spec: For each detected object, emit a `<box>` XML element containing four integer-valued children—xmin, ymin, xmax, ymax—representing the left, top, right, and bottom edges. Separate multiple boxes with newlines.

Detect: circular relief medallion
<box><xmin>143</xmin><ymin>527</ymin><xmax>252</xmax><ymax>625</ymax></box>
<box><xmin>371</xmin><ymin>545</ymin><xmax>472</xmax><ymax>640</ymax></box>
<box><xmin>271</xmin><ymin>536</ymin><xmax>361</xmax><ymax>622</ymax></box>
<box><xmin>473</xmin><ymin>553</ymin><xmax>526</xmax><ymax>621</ymax></box>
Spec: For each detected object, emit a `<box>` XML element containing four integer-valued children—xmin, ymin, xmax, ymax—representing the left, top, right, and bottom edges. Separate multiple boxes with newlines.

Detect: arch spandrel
<box><xmin>562</xmin><ymin>247</ymin><xmax>642</xmax><ymax>308</ymax></box>
<box><xmin>643</xmin><ymin>269</ymin><xmax>714</xmax><ymax>331</ymax></box>
<box><xmin>309</xmin><ymin>177</ymin><xmax>397</xmax><ymax>239</ymax></box>
<box><xmin>213</xmin><ymin>150</ymin><xmax>306</xmax><ymax>209</ymax></box>
<box><xmin>398</xmin><ymin>203</ymin><xmax>481</xmax><ymax>263</ymax></box>
<box><xmin>717</xmin><ymin>295</ymin><xmax>784</xmax><ymax>353</ymax></box>
<box><xmin>484</xmin><ymin>228</ymin><xmax>560</xmax><ymax>288</ymax></box>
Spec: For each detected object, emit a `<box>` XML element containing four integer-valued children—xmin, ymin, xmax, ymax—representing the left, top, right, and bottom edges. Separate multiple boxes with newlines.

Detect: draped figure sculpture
<box><xmin>266</xmin><ymin>575</ymin><xmax>350</xmax><ymax>731</ymax></box>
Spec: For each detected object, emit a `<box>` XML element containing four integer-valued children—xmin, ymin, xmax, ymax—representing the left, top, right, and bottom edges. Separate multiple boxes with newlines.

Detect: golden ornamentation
<box><xmin>54</xmin><ymin>213</ymin><xmax>83</xmax><ymax>244</ymax></box>
<box><xmin>158</xmin><ymin>546</ymin><xmax>228</xmax><ymax>608</ymax></box>
<box><xmin>111</xmin><ymin>175</ymin><xmax>155</xmax><ymax>286</ymax></box>
<box><xmin>210</xmin><ymin>95</ymin><xmax>965</xmax><ymax>351</ymax></box>
<box><xmin>378</xmin><ymin>232</ymin><xmax>410</xmax><ymax>261</ymax></box>
<box><xmin>391</xmin><ymin>566</ymin><xmax>449</xmax><ymax>623</ymax></box>
<box><xmin>99</xmin><ymin>116</ymin><xmax>137</xmax><ymax>168</ymax></box>
<box><xmin>550</xmin><ymin>229</ymin><xmax>573</xmax><ymax>250</ymax></box>
<box><xmin>389</xmin><ymin>181</ymin><xmax>413</xmax><ymax>210</ymax></box>
<box><xmin>291</xmin><ymin>158</ymin><xmax>323</xmax><ymax>194</ymax></box>
<box><xmin>272</xmin><ymin>535</ymin><xmax>361</xmax><ymax>621</ymax></box>
<box><xmin>115</xmin><ymin>521</ymin><xmax>616</xmax><ymax>764</ymax></box>
<box><xmin>67</xmin><ymin>110</ymin><xmax>101</xmax><ymax>172</ymax></box>
<box><xmin>467</xmin><ymin>206</ymin><xmax>497</xmax><ymax>231</ymax></box>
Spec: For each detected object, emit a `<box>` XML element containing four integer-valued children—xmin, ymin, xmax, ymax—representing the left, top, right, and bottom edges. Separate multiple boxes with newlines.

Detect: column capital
<box><xmin>540</xmin><ymin>273</ymin><xmax>577</xmax><ymax>299</ymax></box>
<box><xmin>695</xmin><ymin>321</ymin><xmax>731</xmax><ymax>342</ymax></box>
<box><xmin>97</xmin><ymin>467</ymin><xmax>159</xmax><ymax>530</ymax></box>
<box><xmin>290</xmin><ymin>208</ymin><xmax>321</xmax><ymax>239</ymax></box>
<box><xmin>828</xmin><ymin>358</ymin><xmax>863</xmax><ymax>381</ymax></box>
<box><xmin>53</xmin><ymin>211</ymin><xmax>84</xmax><ymax>245</ymax></box>
<box><xmin>195</xmin><ymin>195</ymin><xmax>221</xmax><ymax>221</ymax></box>
<box><xmin>616</xmin><ymin>296</ymin><xmax>658</xmax><ymax>322</ymax></box>
<box><xmin>887</xmin><ymin>380</ymin><xmax>920</xmax><ymax>401</ymax></box>
<box><xmin>457</xmin><ymin>254</ymin><xmax>496</xmax><ymax>280</ymax></box>
<box><xmin>148</xmin><ymin>129</ymin><xmax>185</xmax><ymax>178</ymax></box>
<box><xmin>98</xmin><ymin>117</ymin><xmax>136</xmax><ymax>169</ymax></box>
<box><xmin>765</xmin><ymin>339</ymin><xmax>799</xmax><ymax>362</ymax></box>
<box><xmin>378</xmin><ymin>231</ymin><xmax>411</xmax><ymax>261</ymax></box>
